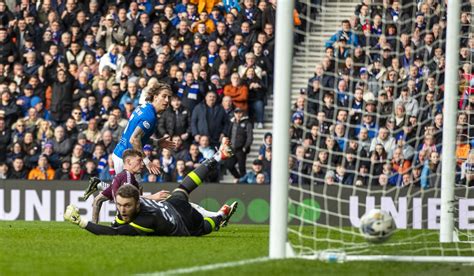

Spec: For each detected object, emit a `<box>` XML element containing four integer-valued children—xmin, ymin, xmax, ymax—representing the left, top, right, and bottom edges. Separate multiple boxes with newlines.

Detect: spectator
<box><xmin>27</xmin><ymin>155</ymin><xmax>55</xmax><ymax>180</ymax></box>
<box><xmin>83</xmin><ymin>159</ymin><xmax>99</xmax><ymax>179</ymax></box>
<box><xmin>421</xmin><ymin>151</ymin><xmax>441</xmax><ymax>189</ymax></box>
<box><xmin>172</xmin><ymin>159</ymin><xmax>189</xmax><ymax>183</ymax></box>
<box><xmin>0</xmin><ymin>91</ymin><xmax>20</xmax><ymax>126</ymax></box>
<box><xmin>191</xmin><ymin>91</ymin><xmax>228</xmax><ymax>147</ymax></box>
<box><xmin>41</xmin><ymin>142</ymin><xmax>61</xmax><ymax>170</ymax></box>
<box><xmin>0</xmin><ymin>117</ymin><xmax>10</xmax><ymax>161</ymax></box>
<box><xmin>238</xmin><ymin>159</ymin><xmax>269</xmax><ymax>184</ymax></box>
<box><xmin>70</xmin><ymin>143</ymin><xmax>89</xmax><ymax>166</ymax></box>
<box><xmin>221</xmin><ymin>95</ymin><xmax>234</xmax><ymax>121</ymax></box>
<box><xmin>66</xmin><ymin>162</ymin><xmax>85</xmax><ymax>181</ymax></box>
<box><xmin>461</xmin><ymin>150</ymin><xmax>474</xmax><ymax>186</ymax></box>
<box><xmin>369</xmin><ymin>127</ymin><xmax>396</xmax><ymax>157</ymax></box>
<box><xmin>224</xmin><ymin>72</ymin><xmax>248</xmax><ymax>112</ymax></box>
<box><xmin>95</xmin><ymin>14</ymin><xmax>127</xmax><ymax>50</ymax></box>
<box><xmin>184</xmin><ymin>143</ymin><xmax>204</xmax><ymax>170</ymax></box>
<box><xmin>158</xmin><ymin>95</ymin><xmax>192</xmax><ymax>145</ymax></box>
<box><xmin>259</xmin><ymin>132</ymin><xmax>272</xmax><ymax>160</ymax></box>
<box><xmin>49</xmin><ymin>125</ymin><xmax>73</xmax><ymax>159</ymax></box>
<box><xmin>243</xmin><ymin>66</ymin><xmax>266</xmax><ymax>128</ymax></box>
<box><xmin>160</xmin><ymin>148</ymin><xmax>176</xmax><ymax>181</ymax></box>
<box><xmin>198</xmin><ymin>135</ymin><xmax>215</xmax><ymax>159</ymax></box>
<box><xmin>0</xmin><ymin>162</ymin><xmax>8</xmax><ymax>179</ymax></box>
<box><xmin>50</xmin><ymin>70</ymin><xmax>74</xmax><ymax>124</ymax></box>
<box><xmin>101</xmin><ymin>114</ymin><xmax>124</xmax><ymax>141</ymax></box>
<box><xmin>9</xmin><ymin>157</ymin><xmax>27</xmax><ymax>179</ymax></box>
<box><xmin>225</xmin><ymin>108</ymin><xmax>253</xmax><ymax>179</ymax></box>
<box><xmin>82</xmin><ymin>118</ymin><xmax>101</xmax><ymax>144</ymax></box>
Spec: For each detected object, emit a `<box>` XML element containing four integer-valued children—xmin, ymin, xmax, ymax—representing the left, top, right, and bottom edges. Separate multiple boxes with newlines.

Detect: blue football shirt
<box><xmin>113</xmin><ymin>103</ymin><xmax>157</xmax><ymax>158</ymax></box>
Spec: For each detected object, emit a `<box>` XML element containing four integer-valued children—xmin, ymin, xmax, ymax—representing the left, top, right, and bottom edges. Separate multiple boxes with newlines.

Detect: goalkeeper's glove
<box><xmin>64</xmin><ymin>205</ymin><xmax>88</xmax><ymax>228</ymax></box>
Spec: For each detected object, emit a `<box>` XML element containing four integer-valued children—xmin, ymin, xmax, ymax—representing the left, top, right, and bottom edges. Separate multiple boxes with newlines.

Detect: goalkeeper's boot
<box><xmin>219</xmin><ymin>201</ymin><xmax>238</xmax><ymax>228</ymax></box>
<box><xmin>217</xmin><ymin>137</ymin><xmax>234</xmax><ymax>161</ymax></box>
<box><xmin>83</xmin><ymin>177</ymin><xmax>100</xmax><ymax>200</ymax></box>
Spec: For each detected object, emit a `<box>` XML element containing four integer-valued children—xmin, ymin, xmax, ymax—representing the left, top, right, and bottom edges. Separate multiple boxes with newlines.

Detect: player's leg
<box><xmin>197</xmin><ymin>201</ymin><xmax>239</xmax><ymax>235</ymax></box>
<box><xmin>112</xmin><ymin>153</ymin><xmax>124</xmax><ymax>174</ymax></box>
<box><xmin>189</xmin><ymin>202</ymin><xmax>219</xmax><ymax>217</ymax></box>
<box><xmin>175</xmin><ymin>140</ymin><xmax>233</xmax><ymax>195</ymax></box>
<box><xmin>83</xmin><ymin>154</ymin><xmax>123</xmax><ymax>200</ymax></box>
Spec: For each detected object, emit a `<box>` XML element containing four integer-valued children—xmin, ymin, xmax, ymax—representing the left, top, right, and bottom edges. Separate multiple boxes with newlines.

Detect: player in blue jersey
<box><xmin>83</xmin><ymin>82</ymin><xmax>175</xmax><ymax>204</ymax></box>
<box><xmin>112</xmin><ymin>82</ymin><xmax>175</xmax><ymax>175</ymax></box>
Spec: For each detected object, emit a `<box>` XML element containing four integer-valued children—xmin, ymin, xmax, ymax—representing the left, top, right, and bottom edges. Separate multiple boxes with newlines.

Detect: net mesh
<box><xmin>287</xmin><ymin>0</ymin><xmax>474</xmax><ymax>258</ymax></box>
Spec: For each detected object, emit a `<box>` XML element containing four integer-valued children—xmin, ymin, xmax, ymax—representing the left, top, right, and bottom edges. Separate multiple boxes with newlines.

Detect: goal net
<box><xmin>278</xmin><ymin>0</ymin><xmax>474</xmax><ymax>261</ymax></box>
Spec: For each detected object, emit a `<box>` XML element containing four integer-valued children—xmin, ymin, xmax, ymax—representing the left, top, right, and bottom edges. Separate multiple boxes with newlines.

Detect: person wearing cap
<box><xmin>225</xmin><ymin>107</ymin><xmax>253</xmax><ymax>179</ymax></box>
<box><xmin>17</xmin><ymin>84</ymin><xmax>35</xmax><ymax>115</ymax></box>
<box><xmin>325</xmin><ymin>19</ymin><xmax>359</xmax><ymax>48</ymax></box>
<box><xmin>41</xmin><ymin>141</ymin><xmax>61</xmax><ymax>169</ymax></box>
<box><xmin>237</xmin><ymin>158</ymin><xmax>269</xmax><ymax>184</ymax></box>
<box><xmin>192</xmin><ymin>30</ymin><xmax>207</xmax><ymax>56</ymax></box>
<box><xmin>95</xmin><ymin>13</ymin><xmax>127</xmax><ymax>50</ymax></box>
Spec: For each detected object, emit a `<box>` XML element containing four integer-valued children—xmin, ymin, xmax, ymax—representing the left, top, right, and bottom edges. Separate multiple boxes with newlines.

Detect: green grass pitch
<box><xmin>1</xmin><ymin>221</ymin><xmax>474</xmax><ymax>275</ymax></box>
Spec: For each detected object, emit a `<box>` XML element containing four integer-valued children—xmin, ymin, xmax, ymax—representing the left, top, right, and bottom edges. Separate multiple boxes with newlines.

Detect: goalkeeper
<box><xmin>64</xmin><ymin>141</ymin><xmax>237</xmax><ymax>236</ymax></box>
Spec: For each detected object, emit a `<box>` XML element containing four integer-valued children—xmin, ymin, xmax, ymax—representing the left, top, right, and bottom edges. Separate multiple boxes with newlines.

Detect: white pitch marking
<box><xmin>137</xmin><ymin>257</ymin><xmax>270</xmax><ymax>276</ymax></box>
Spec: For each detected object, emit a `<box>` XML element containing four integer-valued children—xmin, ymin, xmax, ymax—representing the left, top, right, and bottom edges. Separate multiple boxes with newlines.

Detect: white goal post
<box><xmin>269</xmin><ymin>0</ymin><xmax>294</xmax><ymax>259</ymax></box>
<box><xmin>439</xmin><ymin>0</ymin><xmax>461</xmax><ymax>243</ymax></box>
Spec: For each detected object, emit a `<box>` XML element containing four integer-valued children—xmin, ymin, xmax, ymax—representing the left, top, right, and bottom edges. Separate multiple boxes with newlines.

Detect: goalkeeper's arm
<box><xmin>64</xmin><ymin>205</ymin><xmax>140</xmax><ymax>236</ymax></box>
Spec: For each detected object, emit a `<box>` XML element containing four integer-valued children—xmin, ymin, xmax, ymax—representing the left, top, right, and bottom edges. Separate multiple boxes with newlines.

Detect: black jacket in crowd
<box><xmin>228</xmin><ymin>116</ymin><xmax>253</xmax><ymax>151</ymax></box>
<box><xmin>158</xmin><ymin>105</ymin><xmax>192</xmax><ymax>138</ymax></box>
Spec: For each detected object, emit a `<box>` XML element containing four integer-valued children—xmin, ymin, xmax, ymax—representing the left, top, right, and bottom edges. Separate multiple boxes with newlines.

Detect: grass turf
<box><xmin>1</xmin><ymin>221</ymin><xmax>474</xmax><ymax>276</ymax></box>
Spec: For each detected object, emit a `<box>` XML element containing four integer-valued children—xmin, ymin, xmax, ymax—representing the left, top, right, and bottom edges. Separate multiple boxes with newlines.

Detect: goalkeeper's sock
<box><xmin>203</xmin><ymin>216</ymin><xmax>223</xmax><ymax>233</ymax></box>
<box><xmin>189</xmin><ymin>202</ymin><xmax>219</xmax><ymax>217</ymax></box>
<box><xmin>97</xmin><ymin>181</ymin><xmax>110</xmax><ymax>191</ymax></box>
<box><xmin>178</xmin><ymin>159</ymin><xmax>213</xmax><ymax>193</ymax></box>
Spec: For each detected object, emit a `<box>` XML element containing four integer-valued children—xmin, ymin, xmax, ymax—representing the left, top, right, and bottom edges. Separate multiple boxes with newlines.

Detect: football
<box><xmin>359</xmin><ymin>209</ymin><xmax>396</xmax><ymax>243</ymax></box>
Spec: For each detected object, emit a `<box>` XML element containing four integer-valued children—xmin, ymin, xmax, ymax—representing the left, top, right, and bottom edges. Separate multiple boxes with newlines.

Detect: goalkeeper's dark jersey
<box><xmin>84</xmin><ymin>197</ymin><xmax>197</xmax><ymax>236</ymax></box>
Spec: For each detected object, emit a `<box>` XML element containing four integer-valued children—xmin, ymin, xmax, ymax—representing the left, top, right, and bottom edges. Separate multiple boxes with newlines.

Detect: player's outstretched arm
<box><xmin>64</xmin><ymin>204</ymin><xmax>141</xmax><ymax>235</ymax></box>
<box><xmin>84</xmin><ymin>222</ymin><xmax>141</xmax><ymax>236</ymax></box>
<box><xmin>143</xmin><ymin>190</ymin><xmax>170</xmax><ymax>201</ymax></box>
<box><xmin>92</xmin><ymin>193</ymin><xmax>109</xmax><ymax>224</ymax></box>
<box><xmin>157</xmin><ymin>136</ymin><xmax>176</xmax><ymax>151</ymax></box>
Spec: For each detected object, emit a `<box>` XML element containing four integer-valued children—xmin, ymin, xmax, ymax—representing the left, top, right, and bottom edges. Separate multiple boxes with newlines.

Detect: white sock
<box><xmin>190</xmin><ymin>202</ymin><xmax>220</xmax><ymax>217</ymax></box>
<box><xmin>97</xmin><ymin>181</ymin><xmax>110</xmax><ymax>191</ymax></box>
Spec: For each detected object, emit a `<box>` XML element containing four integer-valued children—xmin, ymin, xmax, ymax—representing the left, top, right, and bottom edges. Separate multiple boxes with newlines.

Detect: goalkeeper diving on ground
<box><xmin>64</xmin><ymin>141</ymin><xmax>238</xmax><ymax>236</ymax></box>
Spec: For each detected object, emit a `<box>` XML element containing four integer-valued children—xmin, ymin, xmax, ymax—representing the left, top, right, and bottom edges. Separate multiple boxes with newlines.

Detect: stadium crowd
<box><xmin>0</xmin><ymin>0</ymin><xmax>312</xmax><ymax>183</ymax></box>
<box><xmin>293</xmin><ymin>0</ymin><xmax>474</xmax><ymax>188</ymax></box>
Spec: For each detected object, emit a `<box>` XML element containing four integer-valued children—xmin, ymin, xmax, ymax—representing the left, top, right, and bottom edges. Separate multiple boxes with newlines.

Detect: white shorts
<box><xmin>112</xmin><ymin>153</ymin><xmax>124</xmax><ymax>174</ymax></box>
